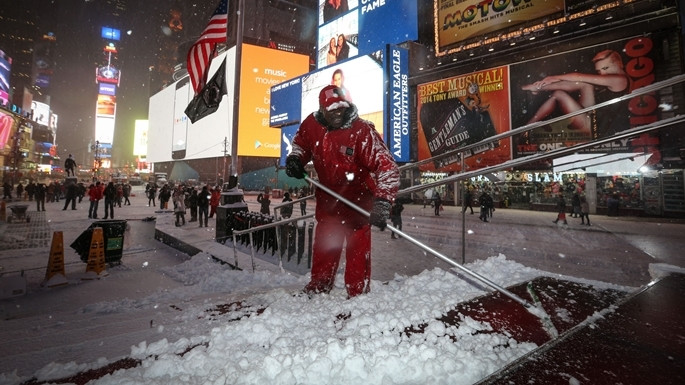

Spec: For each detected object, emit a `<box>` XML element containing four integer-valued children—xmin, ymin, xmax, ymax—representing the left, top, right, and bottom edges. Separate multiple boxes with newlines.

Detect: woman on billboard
<box><xmin>521</xmin><ymin>49</ymin><xmax>630</xmax><ymax>137</ymax></box>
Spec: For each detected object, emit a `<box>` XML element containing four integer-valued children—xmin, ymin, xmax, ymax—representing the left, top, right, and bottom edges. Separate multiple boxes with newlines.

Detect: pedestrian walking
<box><xmin>62</xmin><ymin>181</ymin><xmax>78</xmax><ymax>210</ymax></box>
<box><xmin>198</xmin><ymin>185</ymin><xmax>210</xmax><ymax>227</ymax></box>
<box><xmin>281</xmin><ymin>192</ymin><xmax>293</xmax><ymax>219</ymax></box>
<box><xmin>300</xmin><ymin>198</ymin><xmax>307</xmax><ymax>215</ymax></box>
<box><xmin>257</xmin><ymin>193</ymin><xmax>271</xmax><ymax>215</ymax></box>
<box><xmin>209</xmin><ymin>186</ymin><xmax>221</xmax><ymax>218</ymax></box>
<box><xmin>285</xmin><ymin>84</ymin><xmax>399</xmax><ymax>297</ymax></box>
<box><xmin>123</xmin><ymin>183</ymin><xmax>131</xmax><ymax>205</ymax></box>
<box><xmin>571</xmin><ymin>193</ymin><xmax>581</xmax><ymax>218</ymax></box>
<box><xmin>433</xmin><ymin>191</ymin><xmax>442</xmax><ymax>216</ymax></box>
<box><xmin>173</xmin><ymin>188</ymin><xmax>186</xmax><ymax>226</ymax></box>
<box><xmin>479</xmin><ymin>191</ymin><xmax>494</xmax><ymax>222</ymax></box>
<box><xmin>553</xmin><ymin>193</ymin><xmax>568</xmax><ymax>224</ymax></box>
<box><xmin>35</xmin><ymin>183</ymin><xmax>46</xmax><ymax>211</ymax></box>
<box><xmin>580</xmin><ymin>196</ymin><xmax>591</xmax><ymax>225</ymax></box>
<box><xmin>462</xmin><ymin>188</ymin><xmax>474</xmax><ymax>214</ymax></box>
<box><xmin>103</xmin><ymin>181</ymin><xmax>116</xmax><ymax>219</ymax></box>
<box><xmin>147</xmin><ymin>183</ymin><xmax>157</xmax><ymax>207</ymax></box>
<box><xmin>188</xmin><ymin>188</ymin><xmax>198</xmax><ymax>222</ymax></box>
<box><xmin>390</xmin><ymin>200</ymin><xmax>404</xmax><ymax>239</ymax></box>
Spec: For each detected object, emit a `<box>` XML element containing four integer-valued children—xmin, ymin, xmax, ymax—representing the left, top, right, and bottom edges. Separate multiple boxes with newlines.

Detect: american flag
<box><xmin>187</xmin><ymin>0</ymin><xmax>228</xmax><ymax>95</ymax></box>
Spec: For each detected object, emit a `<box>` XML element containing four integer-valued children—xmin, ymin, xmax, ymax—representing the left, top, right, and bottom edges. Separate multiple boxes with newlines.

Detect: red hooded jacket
<box><xmin>290</xmin><ymin>104</ymin><xmax>399</xmax><ymax>227</ymax></box>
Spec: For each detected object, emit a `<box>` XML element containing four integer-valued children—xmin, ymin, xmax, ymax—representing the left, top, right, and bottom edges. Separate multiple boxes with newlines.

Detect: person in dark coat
<box><xmin>103</xmin><ymin>181</ymin><xmax>116</xmax><ymax>219</ymax></box>
<box><xmin>571</xmin><ymin>192</ymin><xmax>581</xmax><ymax>218</ymax></box>
<box><xmin>188</xmin><ymin>188</ymin><xmax>198</xmax><ymax>222</ymax></box>
<box><xmin>462</xmin><ymin>188</ymin><xmax>474</xmax><ymax>214</ymax></box>
<box><xmin>433</xmin><ymin>191</ymin><xmax>442</xmax><ymax>216</ymax></box>
<box><xmin>300</xmin><ymin>198</ymin><xmax>307</xmax><ymax>215</ymax></box>
<box><xmin>62</xmin><ymin>181</ymin><xmax>78</xmax><ymax>210</ymax></box>
<box><xmin>257</xmin><ymin>193</ymin><xmax>271</xmax><ymax>215</ymax></box>
<box><xmin>607</xmin><ymin>193</ymin><xmax>620</xmax><ymax>216</ymax></box>
<box><xmin>390</xmin><ymin>201</ymin><xmax>404</xmax><ymax>239</ymax></box>
<box><xmin>26</xmin><ymin>181</ymin><xmax>36</xmax><ymax>201</ymax></box>
<box><xmin>198</xmin><ymin>185</ymin><xmax>210</xmax><ymax>227</ymax></box>
<box><xmin>35</xmin><ymin>183</ymin><xmax>46</xmax><ymax>211</ymax></box>
<box><xmin>479</xmin><ymin>191</ymin><xmax>494</xmax><ymax>222</ymax></box>
<box><xmin>553</xmin><ymin>193</ymin><xmax>568</xmax><ymax>224</ymax></box>
<box><xmin>281</xmin><ymin>192</ymin><xmax>293</xmax><ymax>219</ymax></box>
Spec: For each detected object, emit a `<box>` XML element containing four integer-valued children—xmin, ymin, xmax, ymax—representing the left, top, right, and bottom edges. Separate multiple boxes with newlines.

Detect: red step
<box><xmin>478</xmin><ymin>273</ymin><xmax>685</xmax><ymax>384</ymax></box>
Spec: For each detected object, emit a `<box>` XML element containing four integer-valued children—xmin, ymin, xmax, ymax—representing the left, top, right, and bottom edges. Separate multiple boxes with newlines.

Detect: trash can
<box><xmin>71</xmin><ymin>220</ymin><xmax>128</xmax><ymax>265</ymax></box>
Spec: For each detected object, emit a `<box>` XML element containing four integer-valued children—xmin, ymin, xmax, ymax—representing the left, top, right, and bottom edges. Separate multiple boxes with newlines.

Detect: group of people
<box><xmin>86</xmin><ymin>181</ymin><xmax>132</xmax><ymax>219</ymax></box>
<box><xmin>553</xmin><ymin>193</ymin><xmax>591</xmax><ymax>225</ymax></box>
<box><xmin>146</xmin><ymin>182</ymin><xmax>219</xmax><ymax>228</ymax></box>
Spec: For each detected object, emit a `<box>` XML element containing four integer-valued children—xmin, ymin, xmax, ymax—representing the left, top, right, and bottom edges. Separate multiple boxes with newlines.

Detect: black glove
<box><xmin>369</xmin><ymin>198</ymin><xmax>391</xmax><ymax>230</ymax></box>
<box><xmin>285</xmin><ymin>156</ymin><xmax>305</xmax><ymax>179</ymax></box>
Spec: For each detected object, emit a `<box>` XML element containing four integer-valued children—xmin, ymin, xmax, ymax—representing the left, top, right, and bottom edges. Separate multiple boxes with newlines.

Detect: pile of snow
<box><xmin>1</xmin><ymin>254</ymin><xmax>623</xmax><ymax>385</ymax></box>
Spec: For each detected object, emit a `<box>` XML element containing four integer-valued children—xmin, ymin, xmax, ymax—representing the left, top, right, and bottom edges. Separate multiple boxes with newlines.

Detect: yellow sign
<box><xmin>237</xmin><ymin>44</ymin><xmax>309</xmax><ymax>157</ymax></box>
<box><xmin>85</xmin><ymin>228</ymin><xmax>107</xmax><ymax>276</ymax></box>
<box><xmin>436</xmin><ymin>0</ymin><xmax>564</xmax><ymax>51</ymax></box>
<box><xmin>44</xmin><ymin>231</ymin><xmax>68</xmax><ymax>287</ymax></box>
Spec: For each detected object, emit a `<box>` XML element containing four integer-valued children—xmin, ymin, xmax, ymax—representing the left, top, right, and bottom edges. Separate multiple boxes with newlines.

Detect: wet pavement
<box><xmin>2</xmin><ymin>186</ymin><xmax>685</xmax><ymax>289</ymax></box>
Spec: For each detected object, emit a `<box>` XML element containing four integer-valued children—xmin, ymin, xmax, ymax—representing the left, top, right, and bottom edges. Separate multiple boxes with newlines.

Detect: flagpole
<box><xmin>229</xmin><ymin>0</ymin><xmax>245</xmax><ymax>187</ymax></box>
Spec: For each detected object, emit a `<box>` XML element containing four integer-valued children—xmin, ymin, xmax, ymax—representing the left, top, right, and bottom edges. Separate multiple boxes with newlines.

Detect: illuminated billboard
<box><xmin>97</xmin><ymin>94</ymin><xmax>116</xmax><ymax>115</ymax></box>
<box><xmin>435</xmin><ymin>0</ymin><xmax>563</xmax><ymax>53</ymax></box>
<box><xmin>0</xmin><ymin>110</ymin><xmax>17</xmax><ymax>149</ymax></box>
<box><xmin>510</xmin><ymin>34</ymin><xmax>665</xmax><ymax>161</ymax></box>
<box><xmin>271</xmin><ymin>45</ymin><xmax>410</xmax><ymax>163</ymax></box>
<box><xmin>95</xmin><ymin>115</ymin><xmax>115</xmax><ymax>143</ymax></box>
<box><xmin>148</xmin><ymin>49</ymin><xmax>236</xmax><ymax>163</ymax></box>
<box><xmin>0</xmin><ymin>49</ymin><xmax>11</xmax><ymax>105</ymax></box>
<box><xmin>133</xmin><ymin>120</ymin><xmax>148</xmax><ymax>156</ymax></box>
<box><xmin>237</xmin><ymin>44</ymin><xmax>310</xmax><ymax>157</ymax></box>
<box><xmin>99</xmin><ymin>83</ymin><xmax>116</xmax><ymax>96</ymax></box>
<box><xmin>317</xmin><ymin>0</ymin><xmax>418</xmax><ymax>69</ymax></box>
<box><xmin>31</xmin><ymin>101</ymin><xmax>51</xmax><ymax>126</ymax></box>
<box><xmin>101</xmin><ymin>26</ymin><xmax>121</xmax><ymax>41</ymax></box>
<box><xmin>416</xmin><ymin>66</ymin><xmax>512</xmax><ymax>172</ymax></box>
<box><xmin>147</xmin><ymin>45</ymin><xmax>309</xmax><ymax>162</ymax></box>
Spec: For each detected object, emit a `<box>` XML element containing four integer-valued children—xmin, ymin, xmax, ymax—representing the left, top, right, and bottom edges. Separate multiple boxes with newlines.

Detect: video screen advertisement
<box><xmin>0</xmin><ymin>49</ymin><xmax>11</xmax><ymax>105</ymax></box>
<box><xmin>133</xmin><ymin>119</ymin><xmax>148</xmax><ymax>157</ymax></box>
<box><xmin>317</xmin><ymin>0</ymin><xmax>418</xmax><ymax>69</ymax></box>
<box><xmin>270</xmin><ymin>45</ymin><xmax>410</xmax><ymax>164</ymax></box>
<box><xmin>416</xmin><ymin>66</ymin><xmax>512</xmax><ymax>172</ymax></box>
<box><xmin>0</xmin><ymin>110</ymin><xmax>17</xmax><ymax>149</ymax></box>
<box><xmin>510</xmin><ymin>34</ymin><xmax>666</xmax><ymax>161</ymax></box>
<box><xmin>237</xmin><ymin>44</ymin><xmax>310</xmax><ymax>157</ymax></box>
<box><xmin>146</xmin><ymin>45</ymin><xmax>308</xmax><ymax>162</ymax></box>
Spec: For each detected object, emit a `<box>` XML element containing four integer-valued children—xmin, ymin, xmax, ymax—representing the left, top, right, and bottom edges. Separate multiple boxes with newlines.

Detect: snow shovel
<box><xmin>305</xmin><ymin>175</ymin><xmax>558</xmax><ymax>338</ymax></box>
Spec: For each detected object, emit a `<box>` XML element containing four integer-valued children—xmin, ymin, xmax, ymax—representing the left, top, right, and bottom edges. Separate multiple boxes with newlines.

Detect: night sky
<box><xmin>24</xmin><ymin>0</ymin><xmax>213</xmax><ymax>169</ymax></box>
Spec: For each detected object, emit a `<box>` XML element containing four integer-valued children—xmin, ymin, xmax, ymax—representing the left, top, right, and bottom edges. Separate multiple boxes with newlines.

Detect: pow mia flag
<box><xmin>185</xmin><ymin>59</ymin><xmax>227</xmax><ymax>124</ymax></box>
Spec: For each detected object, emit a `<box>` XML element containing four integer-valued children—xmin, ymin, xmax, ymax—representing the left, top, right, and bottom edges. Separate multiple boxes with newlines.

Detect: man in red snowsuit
<box><xmin>285</xmin><ymin>85</ymin><xmax>399</xmax><ymax>297</ymax></box>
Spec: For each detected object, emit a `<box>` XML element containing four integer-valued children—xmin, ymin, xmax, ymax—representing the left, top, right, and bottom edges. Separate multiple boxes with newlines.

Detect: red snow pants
<box><xmin>305</xmin><ymin>219</ymin><xmax>371</xmax><ymax>298</ymax></box>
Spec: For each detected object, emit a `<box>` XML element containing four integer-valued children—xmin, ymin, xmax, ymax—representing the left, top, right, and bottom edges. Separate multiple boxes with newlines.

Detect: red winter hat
<box><xmin>319</xmin><ymin>85</ymin><xmax>350</xmax><ymax>111</ymax></box>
